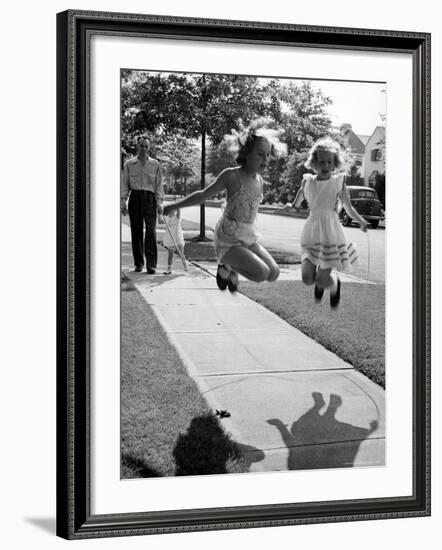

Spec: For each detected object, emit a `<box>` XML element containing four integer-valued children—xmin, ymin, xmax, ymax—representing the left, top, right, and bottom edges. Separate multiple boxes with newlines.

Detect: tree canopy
<box><xmin>121</xmin><ymin>71</ymin><xmax>345</xmax><ymax>206</ymax></box>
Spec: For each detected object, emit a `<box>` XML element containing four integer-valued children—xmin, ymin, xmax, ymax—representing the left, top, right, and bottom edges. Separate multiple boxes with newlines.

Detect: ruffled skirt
<box><xmin>301</xmin><ymin>211</ymin><xmax>357</xmax><ymax>271</ymax></box>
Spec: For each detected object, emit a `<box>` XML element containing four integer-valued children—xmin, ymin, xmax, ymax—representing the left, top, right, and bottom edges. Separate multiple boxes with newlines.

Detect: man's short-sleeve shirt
<box><xmin>122</xmin><ymin>156</ymin><xmax>164</xmax><ymax>202</ymax></box>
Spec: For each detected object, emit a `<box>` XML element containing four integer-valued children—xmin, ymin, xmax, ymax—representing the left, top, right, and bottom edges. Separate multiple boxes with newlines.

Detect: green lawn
<box><xmin>121</xmin><ymin>281</ymin><xmax>252</xmax><ymax>478</ymax></box>
<box><xmin>240</xmin><ymin>280</ymin><xmax>385</xmax><ymax>388</ymax></box>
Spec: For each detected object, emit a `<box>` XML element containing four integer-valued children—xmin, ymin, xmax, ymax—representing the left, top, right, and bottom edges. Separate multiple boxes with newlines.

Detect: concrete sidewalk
<box><xmin>122</xmin><ymin>223</ymin><xmax>385</xmax><ymax>473</ymax></box>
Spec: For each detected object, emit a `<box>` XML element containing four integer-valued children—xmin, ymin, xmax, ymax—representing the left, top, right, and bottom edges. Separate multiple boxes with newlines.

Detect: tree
<box><xmin>207</xmin><ymin>139</ymin><xmax>236</xmax><ymax>180</ymax></box>
<box><xmin>121</xmin><ymin>72</ymin><xmax>198</xmax><ymax>141</ymax></box>
<box><xmin>279</xmin><ymin>81</ymin><xmax>334</xmax><ymax>152</ymax></box>
<box><xmin>122</xmin><ymin>72</ymin><xmax>284</xmax><ymax>239</ymax></box>
<box><xmin>121</xmin><ymin>73</ymin><xmax>336</xmax><ymax>233</ymax></box>
<box><xmin>276</xmin><ymin>82</ymin><xmax>335</xmax><ymax>197</ymax></box>
<box><xmin>156</xmin><ymin>135</ymin><xmax>200</xmax><ymax>196</ymax></box>
<box><xmin>280</xmin><ymin>151</ymin><xmax>312</xmax><ymax>197</ymax></box>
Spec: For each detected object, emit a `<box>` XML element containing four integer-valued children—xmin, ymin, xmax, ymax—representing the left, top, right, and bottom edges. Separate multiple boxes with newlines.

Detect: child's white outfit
<box><xmin>213</xmin><ymin>168</ymin><xmax>263</xmax><ymax>262</ymax></box>
<box><xmin>301</xmin><ymin>173</ymin><xmax>357</xmax><ymax>271</ymax></box>
<box><xmin>163</xmin><ymin>213</ymin><xmax>184</xmax><ymax>249</ymax></box>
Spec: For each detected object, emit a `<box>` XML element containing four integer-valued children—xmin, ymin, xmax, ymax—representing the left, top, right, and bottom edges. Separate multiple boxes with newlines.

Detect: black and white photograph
<box><xmin>120</xmin><ymin>70</ymin><xmax>387</xmax><ymax>479</ymax></box>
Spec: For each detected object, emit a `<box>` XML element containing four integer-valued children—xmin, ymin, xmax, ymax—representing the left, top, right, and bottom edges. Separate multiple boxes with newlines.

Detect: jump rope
<box><xmin>365</xmin><ymin>229</ymin><xmax>371</xmax><ymax>281</ymax></box>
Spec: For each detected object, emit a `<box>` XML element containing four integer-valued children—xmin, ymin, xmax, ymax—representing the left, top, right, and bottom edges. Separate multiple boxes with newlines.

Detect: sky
<box><xmin>307</xmin><ymin>79</ymin><xmax>386</xmax><ymax>137</ymax></box>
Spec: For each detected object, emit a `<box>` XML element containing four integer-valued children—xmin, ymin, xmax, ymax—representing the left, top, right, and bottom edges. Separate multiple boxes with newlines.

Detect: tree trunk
<box><xmin>194</xmin><ymin>73</ymin><xmax>210</xmax><ymax>242</ymax></box>
<box><xmin>199</xmin><ymin>129</ymin><xmax>206</xmax><ymax>240</ymax></box>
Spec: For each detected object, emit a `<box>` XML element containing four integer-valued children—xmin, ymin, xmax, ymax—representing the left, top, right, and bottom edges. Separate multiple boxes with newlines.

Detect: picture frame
<box><xmin>56</xmin><ymin>9</ymin><xmax>431</xmax><ymax>540</ymax></box>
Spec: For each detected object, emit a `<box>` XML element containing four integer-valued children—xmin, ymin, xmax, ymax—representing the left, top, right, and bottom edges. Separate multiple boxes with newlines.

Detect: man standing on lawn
<box><xmin>121</xmin><ymin>135</ymin><xmax>164</xmax><ymax>274</ymax></box>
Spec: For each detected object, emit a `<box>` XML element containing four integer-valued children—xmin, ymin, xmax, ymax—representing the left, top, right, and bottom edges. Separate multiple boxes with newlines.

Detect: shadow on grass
<box><xmin>121</xmin><ymin>274</ymin><xmax>136</xmax><ymax>291</ymax></box>
<box><xmin>121</xmin><ymin>452</ymin><xmax>163</xmax><ymax>478</ymax></box>
<box><xmin>184</xmin><ymin>240</ymin><xmax>217</xmax><ymax>262</ymax></box>
<box><xmin>266</xmin><ymin>392</ymin><xmax>379</xmax><ymax>471</ymax></box>
<box><xmin>265</xmin><ymin>248</ymin><xmax>301</xmax><ymax>264</ymax></box>
<box><xmin>173</xmin><ymin>413</ymin><xmax>264</xmax><ymax>476</ymax></box>
<box><xmin>121</xmin><ymin>272</ymin><xmax>185</xmax><ymax>291</ymax></box>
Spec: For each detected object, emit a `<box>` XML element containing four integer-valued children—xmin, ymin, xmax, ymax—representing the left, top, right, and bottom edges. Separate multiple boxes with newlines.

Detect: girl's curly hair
<box><xmin>225</xmin><ymin>118</ymin><xmax>287</xmax><ymax>166</ymax></box>
<box><xmin>304</xmin><ymin>136</ymin><xmax>347</xmax><ymax>172</ymax></box>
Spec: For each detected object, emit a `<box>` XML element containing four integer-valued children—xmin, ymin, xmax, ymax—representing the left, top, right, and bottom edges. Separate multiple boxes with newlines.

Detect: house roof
<box><xmin>366</xmin><ymin>126</ymin><xmax>386</xmax><ymax>146</ymax></box>
<box><xmin>341</xmin><ymin>125</ymin><xmax>385</xmax><ymax>155</ymax></box>
<box><xmin>345</xmin><ymin>131</ymin><xmax>365</xmax><ymax>155</ymax></box>
<box><xmin>357</xmin><ymin>135</ymin><xmax>370</xmax><ymax>146</ymax></box>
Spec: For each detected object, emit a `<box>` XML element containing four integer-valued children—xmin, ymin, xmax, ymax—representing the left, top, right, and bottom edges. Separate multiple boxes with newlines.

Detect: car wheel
<box><xmin>370</xmin><ymin>220</ymin><xmax>379</xmax><ymax>229</ymax></box>
<box><xmin>341</xmin><ymin>211</ymin><xmax>352</xmax><ymax>226</ymax></box>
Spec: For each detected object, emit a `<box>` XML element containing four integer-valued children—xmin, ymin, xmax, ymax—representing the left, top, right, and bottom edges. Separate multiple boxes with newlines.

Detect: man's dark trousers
<box><xmin>128</xmin><ymin>190</ymin><xmax>157</xmax><ymax>269</ymax></box>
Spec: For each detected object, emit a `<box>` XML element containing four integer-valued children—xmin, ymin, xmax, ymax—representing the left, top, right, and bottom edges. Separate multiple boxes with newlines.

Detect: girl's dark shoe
<box><xmin>330</xmin><ymin>277</ymin><xmax>341</xmax><ymax>308</ymax></box>
<box><xmin>227</xmin><ymin>271</ymin><xmax>239</xmax><ymax>292</ymax></box>
<box><xmin>216</xmin><ymin>265</ymin><xmax>229</xmax><ymax>290</ymax></box>
<box><xmin>314</xmin><ymin>285</ymin><xmax>324</xmax><ymax>302</ymax></box>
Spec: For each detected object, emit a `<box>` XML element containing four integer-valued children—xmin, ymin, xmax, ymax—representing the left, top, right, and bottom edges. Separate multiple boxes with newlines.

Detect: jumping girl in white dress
<box><xmin>292</xmin><ymin>137</ymin><xmax>368</xmax><ymax>308</ymax></box>
<box><xmin>163</xmin><ymin>119</ymin><xmax>287</xmax><ymax>292</ymax></box>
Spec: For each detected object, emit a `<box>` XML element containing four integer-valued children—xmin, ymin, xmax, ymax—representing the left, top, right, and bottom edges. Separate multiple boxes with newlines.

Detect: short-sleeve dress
<box><xmin>163</xmin><ymin>213</ymin><xmax>184</xmax><ymax>250</ymax></box>
<box><xmin>301</xmin><ymin>173</ymin><xmax>357</xmax><ymax>271</ymax></box>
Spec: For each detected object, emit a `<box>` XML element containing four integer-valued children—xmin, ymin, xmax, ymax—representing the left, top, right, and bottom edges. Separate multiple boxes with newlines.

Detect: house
<box><xmin>364</xmin><ymin>126</ymin><xmax>386</xmax><ymax>188</ymax></box>
<box><xmin>340</xmin><ymin>123</ymin><xmax>386</xmax><ymax>203</ymax></box>
<box><xmin>340</xmin><ymin>123</ymin><xmax>370</xmax><ymax>180</ymax></box>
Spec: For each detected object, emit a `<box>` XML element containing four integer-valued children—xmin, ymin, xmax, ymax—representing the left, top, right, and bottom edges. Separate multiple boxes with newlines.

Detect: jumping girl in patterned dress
<box><xmin>291</xmin><ymin>137</ymin><xmax>368</xmax><ymax>308</ymax></box>
<box><xmin>163</xmin><ymin>119</ymin><xmax>287</xmax><ymax>292</ymax></box>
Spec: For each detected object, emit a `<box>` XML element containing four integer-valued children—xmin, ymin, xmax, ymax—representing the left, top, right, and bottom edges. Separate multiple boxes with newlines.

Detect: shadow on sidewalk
<box><xmin>266</xmin><ymin>392</ymin><xmax>379</xmax><ymax>470</ymax></box>
<box><xmin>173</xmin><ymin>413</ymin><xmax>264</xmax><ymax>476</ymax></box>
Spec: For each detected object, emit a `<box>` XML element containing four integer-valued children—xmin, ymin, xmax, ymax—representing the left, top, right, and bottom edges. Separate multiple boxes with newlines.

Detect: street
<box><xmin>181</xmin><ymin>205</ymin><xmax>385</xmax><ymax>283</ymax></box>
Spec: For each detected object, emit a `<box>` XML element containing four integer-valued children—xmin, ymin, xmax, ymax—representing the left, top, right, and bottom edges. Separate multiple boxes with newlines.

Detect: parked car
<box><xmin>338</xmin><ymin>185</ymin><xmax>383</xmax><ymax>229</ymax></box>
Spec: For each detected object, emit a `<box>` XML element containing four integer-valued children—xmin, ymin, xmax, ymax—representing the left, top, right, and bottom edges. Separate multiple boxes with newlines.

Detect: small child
<box><xmin>163</xmin><ymin>118</ymin><xmax>287</xmax><ymax>292</ymax></box>
<box><xmin>162</xmin><ymin>208</ymin><xmax>187</xmax><ymax>274</ymax></box>
<box><xmin>292</xmin><ymin>137</ymin><xmax>368</xmax><ymax>308</ymax></box>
